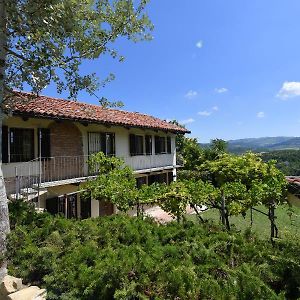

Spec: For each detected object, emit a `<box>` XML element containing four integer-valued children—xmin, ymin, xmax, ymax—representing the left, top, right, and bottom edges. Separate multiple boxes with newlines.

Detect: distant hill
<box><xmin>201</xmin><ymin>137</ymin><xmax>300</xmax><ymax>154</ymax></box>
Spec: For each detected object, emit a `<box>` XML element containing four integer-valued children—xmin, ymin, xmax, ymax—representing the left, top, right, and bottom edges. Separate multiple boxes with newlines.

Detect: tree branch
<box><xmin>4</xmin><ymin>47</ymin><xmax>30</xmax><ymax>62</ymax></box>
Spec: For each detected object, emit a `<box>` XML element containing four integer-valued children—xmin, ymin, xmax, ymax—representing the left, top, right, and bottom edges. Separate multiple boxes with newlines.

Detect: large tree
<box><xmin>0</xmin><ymin>0</ymin><xmax>153</xmax><ymax>280</ymax></box>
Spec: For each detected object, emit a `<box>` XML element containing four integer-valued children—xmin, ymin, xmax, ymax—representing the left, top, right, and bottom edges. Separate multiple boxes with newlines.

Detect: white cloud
<box><xmin>185</xmin><ymin>90</ymin><xmax>198</xmax><ymax>99</ymax></box>
<box><xmin>196</xmin><ymin>40</ymin><xmax>203</xmax><ymax>49</ymax></box>
<box><xmin>277</xmin><ymin>81</ymin><xmax>300</xmax><ymax>99</ymax></box>
<box><xmin>215</xmin><ymin>87</ymin><xmax>228</xmax><ymax>94</ymax></box>
<box><xmin>212</xmin><ymin>106</ymin><xmax>219</xmax><ymax>111</ymax></box>
<box><xmin>257</xmin><ymin>111</ymin><xmax>265</xmax><ymax>118</ymax></box>
<box><xmin>198</xmin><ymin>111</ymin><xmax>212</xmax><ymax>117</ymax></box>
<box><xmin>179</xmin><ymin>118</ymin><xmax>195</xmax><ymax>125</ymax></box>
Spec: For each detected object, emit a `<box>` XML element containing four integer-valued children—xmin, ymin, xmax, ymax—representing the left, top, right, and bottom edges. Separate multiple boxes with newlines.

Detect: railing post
<box><xmin>15</xmin><ymin>166</ymin><xmax>19</xmax><ymax>201</ymax></box>
<box><xmin>27</xmin><ymin>163</ymin><xmax>30</xmax><ymax>202</ymax></box>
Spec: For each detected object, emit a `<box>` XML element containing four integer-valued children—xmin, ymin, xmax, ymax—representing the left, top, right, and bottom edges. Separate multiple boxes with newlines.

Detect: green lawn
<box><xmin>188</xmin><ymin>204</ymin><xmax>300</xmax><ymax>240</ymax></box>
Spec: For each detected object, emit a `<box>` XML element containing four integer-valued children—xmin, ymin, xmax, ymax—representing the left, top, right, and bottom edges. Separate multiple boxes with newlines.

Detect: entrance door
<box><xmin>67</xmin><ymin>194</ymin><xmax>78</xmax><ymax>219</ymax></box>
<box><xmin>46</xmin><ymin>195</ymin><xmax>78</xmax><ymax>218</ymax></box>
<box><xmin>81</xmin><ymin>197</ymin><xmax>91</xmax><ymax>219</ymax></box>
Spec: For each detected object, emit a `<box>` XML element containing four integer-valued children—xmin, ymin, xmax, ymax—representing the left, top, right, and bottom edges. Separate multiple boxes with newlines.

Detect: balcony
<box><xmin>123</xmin><ymin>153</ymin><xmax>175</xmax><ymax>172</ymax></box>
<box><xmin>3</xmin><ymin>153</ymin><xmax>176</xmax><ymax>195</ymax></box>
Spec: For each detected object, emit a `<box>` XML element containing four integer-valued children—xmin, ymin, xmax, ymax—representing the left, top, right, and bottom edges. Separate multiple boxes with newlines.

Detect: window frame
<box><xmin>88</xmin><ymin>131</ymin><xmax>115</xmax><ymax>156</ymax></box>
<box><xmin>9</xmin><ymin>127</ymin><xmax>35</xmax><ymax>163</ymax></box>
<box><xmin>129</xmin><ymin>134</ymin><xmax>145</xmax><ymax>156</ymax></box>
<box><xmin>155</xmin><ymin>136</ymin><xmax>167</xmax><ymax>155</ymax></box>
<box><xmin>38</xmin><ymin>128</ymin><xmax>51</xmax><ymax>159</ymax></box>
<box><xmin>145</xmin><ymin>135</ymin><xmax>152</xmax><ymax>155</ymax></box>
<box><xmin>167</xmin><ymin>136</ymin><xmax>172</xmax><ymax>154</ymax></box>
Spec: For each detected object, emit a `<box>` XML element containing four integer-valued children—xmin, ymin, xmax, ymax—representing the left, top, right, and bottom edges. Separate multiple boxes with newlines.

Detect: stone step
<box><xmin>0</xmin><ymin>275</ymin><xmax>22</xmax><ymax>296</ymax></box>
<box><xmin>7</xmin><ymin>286</ymin><xmax>46</xmax><ymax>300</ymax></box>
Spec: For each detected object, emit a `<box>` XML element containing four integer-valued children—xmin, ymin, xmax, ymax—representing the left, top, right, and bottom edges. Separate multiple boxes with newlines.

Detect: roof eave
<box><xmin>10</xmin><ymin>111</ymin><xmax>189</xmax><ymax>134</ymax></box>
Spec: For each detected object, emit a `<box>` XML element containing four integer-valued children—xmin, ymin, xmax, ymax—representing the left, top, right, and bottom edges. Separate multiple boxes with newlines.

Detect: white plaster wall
<box><xmin>91</xmin><ymin>199</ymin><xmax>99</xmax><ymax>218</ymax></box>
<box><xmin>76</xmin><ymin>122</ymin><xmax>177</xmax><ymax>170</ymax></box>
<box><xmin>3</xmin><ymin>116</ymin><xmax>177</xmax><ymax>176</ymax></box>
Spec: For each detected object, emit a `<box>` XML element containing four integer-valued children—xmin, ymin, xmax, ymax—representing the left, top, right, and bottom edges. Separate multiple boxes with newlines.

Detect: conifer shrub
<box><xmin>6</xmin><ymin>202</ymin><xmax>300</xmax><ymax>300</ymax></box>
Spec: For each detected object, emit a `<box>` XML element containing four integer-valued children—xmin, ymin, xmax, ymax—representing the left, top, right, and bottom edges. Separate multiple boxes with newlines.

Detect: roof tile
<box><xmin>6</xmin><ymin>92</ymin><xmax>190</xmax><ymax>134</ymax></box>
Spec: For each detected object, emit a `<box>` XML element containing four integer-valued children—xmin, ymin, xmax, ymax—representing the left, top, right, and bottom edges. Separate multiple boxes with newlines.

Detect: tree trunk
<box><xmin>221</xmin><ymin>192</ymin><xmax>226</xmax><ymax>227</ymax></box>
<box><xmin>269</xmin><ymin>200</ymin><xmax>278</xmax><ymax>244</ymax></box>
<box><xmin>224</xmin><ymin>212</ymin><xmax>231</xmax><ymax>231</ymax></box>
<box><xmin>136</xmin><ymin>201</ymin><xmax>140</xmax><ymax>217</ymax></box>
<box><xmin>0</xmin><ymin>0</ymin><xmax>10</xmax><ymax>282</ymax></box>
<box><xmin>190</xmin><ymin>204</ymin><xmax>204</xmax><ymax>223</ymax></box>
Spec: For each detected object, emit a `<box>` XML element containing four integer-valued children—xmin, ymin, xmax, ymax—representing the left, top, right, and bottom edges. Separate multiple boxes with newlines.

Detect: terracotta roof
<box><xmin>5</xmin><ymin>92</ymin><xmax>190</xmax><ymax>134</ymax></box>
<box><xmin>286</xmin><ymin>176</ymin><xmax>300</xmax><ymax>185</ymax></box>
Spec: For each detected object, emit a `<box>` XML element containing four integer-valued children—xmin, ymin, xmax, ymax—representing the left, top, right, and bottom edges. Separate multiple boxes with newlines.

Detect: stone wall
<box><xmin>49</xmin><ymin>121</ymin><xmax>83</xmax><ymax>157</ymax></box>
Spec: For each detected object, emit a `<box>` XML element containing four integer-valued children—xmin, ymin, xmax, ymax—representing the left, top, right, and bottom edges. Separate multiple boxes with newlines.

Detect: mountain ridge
<box><xmin>200</xmin><ymin>136</ymin><xmax>300</xmax><ymax>153</ymax></box>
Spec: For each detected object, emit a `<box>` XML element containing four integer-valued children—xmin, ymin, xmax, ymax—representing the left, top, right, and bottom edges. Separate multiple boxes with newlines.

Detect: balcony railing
<box><xmin>123</xmin><ymin>154</ymin><xmax>175</xmax><ymax>171</ymax></box>
<box><xmin>4</xmin><ymin>156</ymin><xmax>91</xmax><ymax>196</ymax></box>
<box><xmin>4</xmin><ymin>153</ymin><xmax>176</xmax><ymax>196</ymax></box>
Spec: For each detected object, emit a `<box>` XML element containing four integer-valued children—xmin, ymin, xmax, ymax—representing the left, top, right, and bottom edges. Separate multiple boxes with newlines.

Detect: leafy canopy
<box><xmin>5</xmin><ymin>0</ymin><xmax>153</xmax><ymax>98</ymax></box>
<box><xmin>83</xmin><ymin>152</ymin><xmax>138</xmax><ymax>212</ymax></box>
<box><xmin>199</xmin><ymin>152</ymin><xmax>287</xmax><ymax>215</ymax></box>
<box><xmin>84</xmin><ymin>153</ymin><xmax>169</xmax><ymax>212</ymax></box>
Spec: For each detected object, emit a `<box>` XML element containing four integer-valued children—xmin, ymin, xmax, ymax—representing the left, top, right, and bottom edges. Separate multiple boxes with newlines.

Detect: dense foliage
<box><xmin>7</xmin><ymin>203</ymin><xmax>300</xmax><ymax>300</ymax></box>
<box><xmin>262</xmin><ymin>149</ymin><xmax>300</xmax><ymax>176</ymax></box>
<box><xmin>84</xmin><ymin>153</ymin><xmax>139</xmax><ymax>212</ymax></box>
<box><xmin>4</xmin><ymin>0</ymin><xmax>153</xmax><ymax>98</ymax></box>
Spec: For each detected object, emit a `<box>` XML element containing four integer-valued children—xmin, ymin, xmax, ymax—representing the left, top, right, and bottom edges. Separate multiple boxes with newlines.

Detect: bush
<box><xmin>7</xmin><ymin>203</ymin><xmax>300</xmax><ymax>299</ymax></box>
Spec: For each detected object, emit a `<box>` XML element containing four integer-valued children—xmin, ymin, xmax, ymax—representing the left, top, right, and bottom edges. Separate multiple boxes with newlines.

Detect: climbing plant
<box><xmin>199</xmin><ymin>152</ymin><xmax>287</xmax><ymax>239</ymax></box>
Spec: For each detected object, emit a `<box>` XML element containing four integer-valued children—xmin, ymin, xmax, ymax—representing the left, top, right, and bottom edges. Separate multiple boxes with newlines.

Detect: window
<box><xmin>106</xmin><ymin>133</ymin><xmax>115</xmax><ymax>156</ymax></box>
<box><xmin>136</xmin><ymin>176</ymin><xmax>147</xmax><ymax>188</ymax></box>
<box><xmin>145</xmin><ymin>135</ymin><xmax>152</xmax><ymax>155</ymax></box>
<box><xmin>148</xmin><ymin>173</ymin><xmax>167</xmax><ymax>185</ymax></box>
<box><xmin>38</xmin><ymin>128</ymin><xmax>51</xmax><ymax>158</ymax></box>
<box><xmin>88</xmin><ymin>132</ymin><xmax>102</xmax><ymax>155</ymax></box>
<box><xmin>2</xmin><ymin>126</ymin><xmax>8</xmax><ymax>163</ymax></box>
<box><xmin>167</xmin><ymin>137</ymin><xmax>172</xmax><ymax>154</ymax></box>
<box><xmin>155</xmin><ymin>136</ymin><xmax>166</xmax><ymax>154</ymax></box>
<box><xmin>167</xmin><ymin>171</ymin><xmax>174</xmax><ymax>184</ymax></box>
<box><xmin>129</xmin><ymin>134</ymin><xmax>144</xmax><ymax>156</ymax></box>
<box><xmin>9</xmin><ymin>128</ymin><xmax>34</xmax><ymax>162</ymax></box>
<box><xmin>88</xmin><ymin>132</ymin><xmax>115</xmax><ymax>156</ymax></box>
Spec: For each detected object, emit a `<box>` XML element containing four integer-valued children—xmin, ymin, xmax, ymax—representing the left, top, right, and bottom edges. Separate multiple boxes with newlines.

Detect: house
<box><xmin>2</xmin><ymin>92</ymin><xmax>190</xmax><ymax>218</ymax></box>
<box><xmin>286</xmin><ymin>176</ymin><xmax>300</xmax><ymax>208</ymax></box>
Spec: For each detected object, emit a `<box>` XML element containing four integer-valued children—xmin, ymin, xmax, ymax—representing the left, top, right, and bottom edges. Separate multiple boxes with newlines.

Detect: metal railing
<box><xmin>123</xmin><ymin>153</ymin><xmax>175</xmax><ymax>171</ymax></box>
<box><xmin>5</xmin><ymin>153</ymin><xmax>176</xmax><ymax>196</ymax></box>
<box><xmin>5</xmin><ymin>156</ymin><xmax>91</xmax><ymax>196</ymax></box>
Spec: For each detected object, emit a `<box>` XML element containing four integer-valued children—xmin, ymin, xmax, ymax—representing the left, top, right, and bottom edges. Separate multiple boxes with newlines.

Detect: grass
<box><xmin>188</xmin><ymin>204</ymin><xmax>300</xmax><ymax>240</ymax></box>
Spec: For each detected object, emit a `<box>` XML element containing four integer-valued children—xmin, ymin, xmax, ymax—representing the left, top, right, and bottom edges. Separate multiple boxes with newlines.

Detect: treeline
<box><xmin>261</xmin><ymin>149</ymin><xmax>300</xmax><ymax>176</ymax></box>
<box><xmin>199</xmin><ymin>137</ymin><xmax>300</xmax><ymax>176</ymax></box>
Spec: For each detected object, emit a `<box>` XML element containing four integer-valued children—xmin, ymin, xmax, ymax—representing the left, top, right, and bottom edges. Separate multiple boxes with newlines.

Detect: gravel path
<box><xmin>143</xmin><ymin>205</ymin><xmax>207</xmax><ymax>223</ymax></box>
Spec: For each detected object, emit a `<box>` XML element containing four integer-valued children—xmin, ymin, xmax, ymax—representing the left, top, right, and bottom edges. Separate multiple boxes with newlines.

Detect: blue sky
<box><xmin>43</xmin><ymin>0</ymin><xmax>300</xmax><ymax>142</ymax></box>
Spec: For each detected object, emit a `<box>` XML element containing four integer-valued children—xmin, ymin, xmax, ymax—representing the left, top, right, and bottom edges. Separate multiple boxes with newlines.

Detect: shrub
<box><xmin>6</xmin><ymin>203</ymin><xmax>300</xmax><ymax>299</ymax></box>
